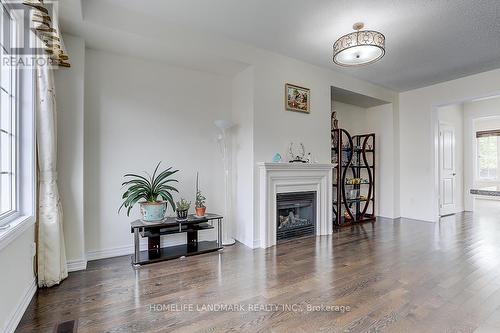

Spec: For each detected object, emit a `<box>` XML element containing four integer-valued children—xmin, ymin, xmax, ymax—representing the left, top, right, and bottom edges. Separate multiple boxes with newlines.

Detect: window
<box><xmin>477</xmin><ymin>131</ymin><xmax>500</xmax><ymax>181</ymax></box>
<box><xmin>0</xmin><ymin>2</ymin><xmax>17</xmax><ymax>222</ymax></box>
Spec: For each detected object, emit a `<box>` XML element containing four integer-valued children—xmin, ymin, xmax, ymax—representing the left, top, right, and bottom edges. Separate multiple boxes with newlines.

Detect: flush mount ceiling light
<box><xmin>333</xmin><ymin>22</ymin><xmax>385</xmax><ymax>66</ymax></box>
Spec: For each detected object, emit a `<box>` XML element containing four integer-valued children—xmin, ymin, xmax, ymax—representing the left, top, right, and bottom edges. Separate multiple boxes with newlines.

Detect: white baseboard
<box><xmin>86</xmin><ymin>235</ymin><xmax>216</xmax><ymax>262</ymax></box>
<box><xmin>87</xmin><ymin>244</ymin><xmax>134</xmax><ymax>261</ymax></box>
<box><xmin>67</xmin><ymin>258</ymin><xmax>87</xmax><ymax>272</ymax></box>
<box><xmin>86</xmin><ymin>243</ymin><xmax>173</xmax><ymax>261</ymax></box>
<box><xmin>4</xmin><ymin>277</ymin><xmax>36</xmax><ymax>333</ymax></box>
<box><xmin>233</xmin><ymin>234</ymin><xmax>257</xmax><ymax>249</ymax></box>
<box><xmin>399</xmin><ymin>216</ymin><xmax>436</xmax><ymax>223</ymax></box>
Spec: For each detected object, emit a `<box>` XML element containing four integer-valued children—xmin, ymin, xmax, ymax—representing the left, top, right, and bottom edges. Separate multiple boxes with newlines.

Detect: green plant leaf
<box><xmin>159</xmin><ymin>190</ymin><xmax>175</xmax><ymax>211</ymax></box>
<box><xmin>121</xmin><ymin>179</ymin><xmax>151</xmax><ymax>189</ymax></box>
<box><xmin>157</xmin><ymin>185</ymin><xmax>179</xmax><ymax>193</ymax></box>
<box><xmin>152</xmin><ymin>169</ymin><xmax>178</xmax><ymax>192</ymax></box>
<box><xmin>151</xmin><ymin>162</ymin><xmax>161</xmax><ymax>183</ymax></box>
<box><xmin>119</xmin><ymin>163</ymin><xmax>180</xmax><ymax>216</ymax></box>
<box><xmin>123</xmin><ymin>173</ymin><xmax>151</xmax><ymax>184</ymax></box>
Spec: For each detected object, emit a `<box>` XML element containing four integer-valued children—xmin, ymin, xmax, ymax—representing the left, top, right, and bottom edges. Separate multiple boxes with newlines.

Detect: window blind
<box><xmin>476</xmin><ymin>130</ymin><xmax>500</xmax><ymax>138</ymax></box>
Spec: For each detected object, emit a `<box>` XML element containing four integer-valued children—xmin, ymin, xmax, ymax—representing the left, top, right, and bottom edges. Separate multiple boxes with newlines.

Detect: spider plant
<box><xmin>119</xmin><ymin>162</ymin><xmax>179</xmax><ymax>216</ymax></box>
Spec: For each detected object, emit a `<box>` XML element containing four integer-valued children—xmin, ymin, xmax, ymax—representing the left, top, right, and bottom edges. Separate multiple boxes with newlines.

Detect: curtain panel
<box><xmin>21</xmin><ymin>0</ymin><xmax>71</xmax><ymax>288</ymax></box>
<box><xmin>36</xmin><ymin>64</ymin><xmax>68</xmax><ymax>287</ymax></box>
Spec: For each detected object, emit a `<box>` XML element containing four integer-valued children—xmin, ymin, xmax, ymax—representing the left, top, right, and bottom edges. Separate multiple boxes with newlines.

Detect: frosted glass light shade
<box><xmin>214</xmin><ymin>119</ymin><xmax>235</xmax><ymax>130</ymax></box>
<box><xmin>333</xmin><ymin>29</ymin><xmax>385</xmax><ymax>66</ymax></box>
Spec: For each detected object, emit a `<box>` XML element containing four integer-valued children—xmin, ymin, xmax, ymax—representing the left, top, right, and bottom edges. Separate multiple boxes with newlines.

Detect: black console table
<box><xmin>130</xmin><ymin>213</ymin><xmax>223</xmax><ymax>266</ymax></box>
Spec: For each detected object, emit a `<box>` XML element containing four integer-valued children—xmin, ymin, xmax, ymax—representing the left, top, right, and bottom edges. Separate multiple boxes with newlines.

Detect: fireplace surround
<box><xmin>258</xmin><ymin>162</ymin><xmax>334</xmax><ymax>248</ymax></box>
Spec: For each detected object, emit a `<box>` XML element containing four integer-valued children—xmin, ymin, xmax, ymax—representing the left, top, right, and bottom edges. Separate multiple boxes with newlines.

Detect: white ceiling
<box><xmin>60</xmin><ymin>0</ymin><xmax>500</xmax><ymax>91</ymax></box>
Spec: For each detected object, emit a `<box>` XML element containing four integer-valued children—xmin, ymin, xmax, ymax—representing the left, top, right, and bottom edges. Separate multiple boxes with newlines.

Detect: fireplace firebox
<box><xmin>276</xmin><ymin>191</ymin><xmax>316</xmax><ymax>241</ymax></box>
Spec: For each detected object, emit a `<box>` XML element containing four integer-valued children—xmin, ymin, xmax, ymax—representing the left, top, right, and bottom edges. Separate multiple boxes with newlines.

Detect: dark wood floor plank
<box><xmin>15</xmin><ymin>201</ymin><xmax>500</xmax><ymax>332</ymax></box>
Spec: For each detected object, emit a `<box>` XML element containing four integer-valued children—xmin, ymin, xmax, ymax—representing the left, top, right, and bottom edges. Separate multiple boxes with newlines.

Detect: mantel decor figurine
<box><xmin>288</xmin><ymin>142</ymin><xmax>308</xmax><ymax>163</ymax></box>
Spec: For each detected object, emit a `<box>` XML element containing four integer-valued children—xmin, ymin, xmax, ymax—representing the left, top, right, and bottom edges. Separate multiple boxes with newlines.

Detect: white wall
<box><xmin>0</xmin><ymin>225</ymin><xmax>36</xmax><ymax>333</ymax></box>
<box><xmin>54</xmin><ymin>34</ymin><xmax>87</xmax><ymax>269</ymax></box>
<box><xmin>231</xmin><ymin>67</ymin><xmax>255</xmax><ymax>248</ymax></box>
<box><xmin>464</xmin><ymin>97</ymin><xmax>500</xmax><ymax>208</ymax></box>
<box><xmin>334</xmin><ymin>101</ymin><xmax>367</xmax><ymax>135</ymax></box>
<box><xmin>437</xmin><ymin>104</ymin><xmax>464</xmax><ymax>212</ymax></box>
<box><xmin>399</xmin><ymin>68</ymin><xmax>500</xmax><ymax>222</ymax></box>
<box><xmin>366</xmin><ymin>104</ymin><xmax>395</xmax><ymax>218</ymax></box>
<box><xmin>84</xmin><ymin>49</ymin><xmax>231</xmax><ymax>256</ymax></box>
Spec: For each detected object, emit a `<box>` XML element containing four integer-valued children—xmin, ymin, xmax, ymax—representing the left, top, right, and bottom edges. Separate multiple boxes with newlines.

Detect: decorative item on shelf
<box><xmin>272</xmin><ymin>153</ymin><xmax>282</xmax><ymax>163</ymax></box>
<box><xmin>333</xmin><ymin>22</ymin><xmax>385</xmax><ymax>67</ymax></box>
<box><xmin>331</xmin><ymin>109</ymin><xmax>339</xmax><ymax>130</ymax></box>
<box><xmin>285</xmin><ymin>83</ymin><xmax>310</xmax><ymax>113</ymax></box>
<box><xmin>119</xmin><ymin>162</ymin><xmax>179</xmax><ymax>222</ymax></box>
<box><xmin>175</xmin><ymin>198</ymin><xmax>191</xmax><ymax>221</ymax></box>
<box><xmin>348</xmin><ymin>189</ymin><xmax>360</xmax><ymax>200</ymax></box>
<box><xmin>195</xmin><ymin>172</ymin><xmax>206</xmax><ymax>218</ymax></box>
<box><xmin>346</xmin><ymin>177</ymin><xmax>367</xmax><ymax>185</ymax></box>
<box><xmin>288</xmin><ymin>142</ymin><xmax>308</xmax><ymax>163</ymax></box>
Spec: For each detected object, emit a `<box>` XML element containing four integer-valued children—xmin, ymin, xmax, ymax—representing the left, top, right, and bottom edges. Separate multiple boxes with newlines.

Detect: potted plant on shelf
<box><xmin>176</xmin><ymin>198</ymin><xmax>191</xmax><ymax>220</ymax></box>
<box><xmin>195</xmin><ymin>172</ymin><xmax>206</xmax><ymax>217</ymax></box>
<box><xmin>119</xmin><ymin>162</ymin><xmax>179</xmax><ymax>222</ymax></box>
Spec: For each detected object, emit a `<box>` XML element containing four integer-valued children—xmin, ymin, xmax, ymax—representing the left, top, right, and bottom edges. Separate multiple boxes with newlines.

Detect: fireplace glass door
<box><xmin>276</xmin><ymin>191</ymin><xmax>316</xmax><ymax>241</ymax></box>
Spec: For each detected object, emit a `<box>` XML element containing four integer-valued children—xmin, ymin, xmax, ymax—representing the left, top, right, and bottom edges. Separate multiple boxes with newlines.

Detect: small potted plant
<box><xmin>119</xmin><ymin>162</ymin><xmax>179</xmax><ymax>222</ymax></box>
<box><xmin>195</xmin><ymin>190</ymin><xmax>206</xmax><ymax>217</ymax></box>
<box><xmin>195</xmin><ymin>172</ymin><xmax>206</xmax><ymax>217</ymax></box>
<box><xmin>176</xmin><ymin>198</ymin><xmax>191</xmax><ymax>220</ymax></box>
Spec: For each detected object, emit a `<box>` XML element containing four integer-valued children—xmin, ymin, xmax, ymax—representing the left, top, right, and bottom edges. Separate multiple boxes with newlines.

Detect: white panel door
<box><xmin>439</xmin><ymin>123</ymin><xmax>456</xmax><ymax>216</ymax></box>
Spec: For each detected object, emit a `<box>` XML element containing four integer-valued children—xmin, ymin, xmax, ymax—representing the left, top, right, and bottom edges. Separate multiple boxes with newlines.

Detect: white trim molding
<box><xmin>257</xmin><ymin>162</ymin><xmax>335</xmax><ymax>248</ymax></box>
<box><xmin>87</xmin><ymin>245</ymin><xmax>134</xmax><ymax>261</ymax></box>
<box><xmin>67</xmin><ymin>259</ymin><xmax>88</xmax><ymax>272</ymax></box>
<box><xmin>0</xmin><ymin>216</ymin><xmax>35</xmax><ymax>252</ymax></box>
<box><xmin>4</xmin><ymin>277</ymin><xmax>36</xmax><ymax>333</ymax></box>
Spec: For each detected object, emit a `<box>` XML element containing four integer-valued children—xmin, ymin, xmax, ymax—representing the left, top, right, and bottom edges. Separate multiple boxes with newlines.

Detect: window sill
<box><xmin>0</xmin><ymin>215</ymin><xmax>35</xmax><ymax>252</ymax></box>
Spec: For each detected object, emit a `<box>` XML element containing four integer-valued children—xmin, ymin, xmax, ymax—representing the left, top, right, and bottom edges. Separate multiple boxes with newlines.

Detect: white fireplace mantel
<box><xmin>257</xmin><ymin>162</ymin><xmax>335</xmax><ymax>248</ymax></box>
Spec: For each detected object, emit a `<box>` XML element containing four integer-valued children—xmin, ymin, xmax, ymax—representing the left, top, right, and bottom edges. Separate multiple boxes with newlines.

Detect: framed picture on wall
<box><xmin>285</xmin><ymin>83</ymin><xmax>310</xmax><ymax>113</ymax></box>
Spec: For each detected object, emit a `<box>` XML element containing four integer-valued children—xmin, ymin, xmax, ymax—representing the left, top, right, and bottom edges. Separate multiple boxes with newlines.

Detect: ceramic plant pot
<box><xmin>140</xmin><ymin>201</ymin><xmax>166</xmax><ymax>222</ymax></box>
<box><xmin>177</xmin><ymin>209</ymin><xmax>188</xmax><ymax>219</ymax></box>
<box><xmin>195</xmin><ymin>206</ymin><xmax>206</xmax><ymax>217</ymax></box>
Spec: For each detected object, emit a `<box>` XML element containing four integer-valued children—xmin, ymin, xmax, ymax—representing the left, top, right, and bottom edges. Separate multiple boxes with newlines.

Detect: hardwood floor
<box><xmin>16</xmin><ymin>207</ymin><xmax>500</xmax><ymax>332</ymax></box>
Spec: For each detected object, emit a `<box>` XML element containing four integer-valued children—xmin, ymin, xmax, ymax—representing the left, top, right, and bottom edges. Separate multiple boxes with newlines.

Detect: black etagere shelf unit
<box><xmin>331</xmin><ymin>129</ymin><xmax>376</xmax><ymax>227</ymax></box>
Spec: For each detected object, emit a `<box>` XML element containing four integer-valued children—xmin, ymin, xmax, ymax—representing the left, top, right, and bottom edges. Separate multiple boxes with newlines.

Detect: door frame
<box><xmin>438</xmin><ymin>121</ymin><xmax>457</xmax><ymax>216</ymax></box>
<box><xmin>431</xmin><ymin>92</ymin><xmax>500</xmax><ymax>222</ymax></box>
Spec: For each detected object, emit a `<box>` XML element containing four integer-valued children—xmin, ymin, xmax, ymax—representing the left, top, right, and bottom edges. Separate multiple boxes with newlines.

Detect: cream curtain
<box><xmin>36</xmin><ymin>64</ymin><xmax>68</xmax><ymax>287</ymax></box>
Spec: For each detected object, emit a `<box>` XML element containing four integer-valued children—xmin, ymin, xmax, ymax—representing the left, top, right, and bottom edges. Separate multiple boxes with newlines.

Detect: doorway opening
<box><xmin>435</xmin><ymin>95</ymin><xmax>500</xmax><ymax>218</ymax></box>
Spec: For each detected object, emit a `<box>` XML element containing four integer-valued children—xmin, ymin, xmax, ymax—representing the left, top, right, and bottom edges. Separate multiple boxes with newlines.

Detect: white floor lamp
<box><xmin>215</xmin><ymin>119</ymin><xmax>236</xmax><ymax>246</ymax></box>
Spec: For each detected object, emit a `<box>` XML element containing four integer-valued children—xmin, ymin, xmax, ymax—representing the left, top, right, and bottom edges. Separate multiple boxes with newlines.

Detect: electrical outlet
<box><xmin>31</xmin><ymin>242</ymin><xmax>36</xmax><ymax>257</ymax></box>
